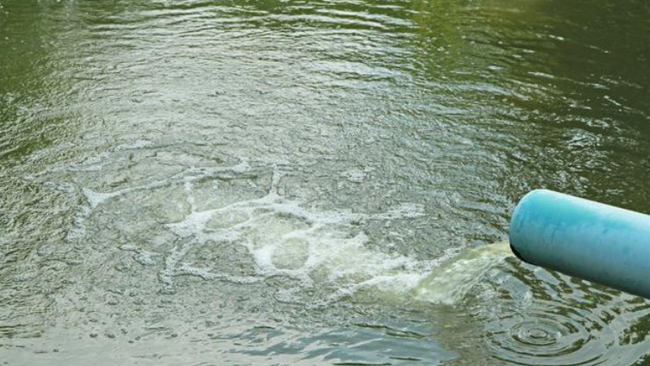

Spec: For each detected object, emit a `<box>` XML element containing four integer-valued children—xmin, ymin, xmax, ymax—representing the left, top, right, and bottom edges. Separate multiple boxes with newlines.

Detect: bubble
<box><xmin>205</xmin><ymin>210</ymin><xmax>250</xmax><ymax>230</ymax></box>
<box><xmin>35</xmin><ymin>146</ymin><xmax>437</xmax><ymax>309</ymax></box>
<box><xmin>271</xmin><ymin>238</ymin><xmax>309</xmax><ymax>270</ymax></box>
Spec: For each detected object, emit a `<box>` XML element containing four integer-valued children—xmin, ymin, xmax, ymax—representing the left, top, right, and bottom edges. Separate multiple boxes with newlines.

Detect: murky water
<box><xmin>2</xmin><ymin>0</ymin><xmax>650</xmax><ymax>364</ymax></box>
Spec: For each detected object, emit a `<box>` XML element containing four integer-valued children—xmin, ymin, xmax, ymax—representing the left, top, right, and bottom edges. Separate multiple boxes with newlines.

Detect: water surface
<box><xmin>1</xmin><ymin>0</ymin><xmax>650</xmax><ymax>364</ymax></box>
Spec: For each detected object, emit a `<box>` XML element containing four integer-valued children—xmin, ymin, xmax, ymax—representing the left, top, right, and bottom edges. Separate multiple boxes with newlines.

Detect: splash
<box><xmin>158</xmin><ymin>164</ymin><xmax>433</xmax><ymax>303</ymax></box>
<box><xmin>31</xmin><ymin>145</ymin><xmax>517</xmax><ymax>308</ymax></box>
<box><xmin>412</xmin><ymin>241</ymin><xmax>514</xmax><ymax>305</ymax></box>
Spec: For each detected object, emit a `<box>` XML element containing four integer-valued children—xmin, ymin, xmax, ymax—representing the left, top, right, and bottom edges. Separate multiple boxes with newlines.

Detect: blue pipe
<box><xmin>509</xmin><ymin>189</ymin><xmax>650</xmax><ymax>299</ymax></box>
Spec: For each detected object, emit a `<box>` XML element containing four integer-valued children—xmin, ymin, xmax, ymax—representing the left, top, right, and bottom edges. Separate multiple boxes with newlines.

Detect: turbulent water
<box><xmin>2</xmin><ymin>0</ymin><xmax>650</xmax><ymax>365</ymax></box>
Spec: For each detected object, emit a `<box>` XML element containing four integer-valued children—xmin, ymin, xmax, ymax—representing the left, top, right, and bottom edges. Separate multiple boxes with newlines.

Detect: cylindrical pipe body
<box><xmin>509</xmin><ymin>189</ymin><xmax>650</xmax><ymax>299</ymax></box>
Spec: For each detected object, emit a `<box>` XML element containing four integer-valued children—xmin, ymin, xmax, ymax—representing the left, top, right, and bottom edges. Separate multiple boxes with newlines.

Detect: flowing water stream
<box><xmin>2</xmin><ymin>0</ymin><xmax>650</xmax><ymax>364</ymax></box>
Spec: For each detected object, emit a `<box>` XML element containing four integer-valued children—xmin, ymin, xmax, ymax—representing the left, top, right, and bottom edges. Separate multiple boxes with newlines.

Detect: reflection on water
<box><xmin>436</xmin><ymin>261</ymin><xmax>650</xmax><ymax>365</ymax></box>
<box><xmin>1</xmin><ymin>0</ymin><xmax>650</xmax><ymax>364</ymax></box>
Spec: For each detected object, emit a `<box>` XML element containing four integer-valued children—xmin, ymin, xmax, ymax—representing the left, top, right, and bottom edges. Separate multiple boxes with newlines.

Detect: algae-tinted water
<box><xmin>1</xmin><ymin>0</ymin><xmax>650</xmax><ymax>364</ymax></box>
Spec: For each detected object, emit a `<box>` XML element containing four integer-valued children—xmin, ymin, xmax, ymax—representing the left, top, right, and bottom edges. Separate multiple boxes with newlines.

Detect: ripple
<box><xmin>4</xmin><ymin>0</ymin><xmax>650</xmax><ymax>363</ymax></box>
<box><xmin>28</xmin><ymin>143</ymin><xmax>433</xmax><ymax>308</ymax></box>
<box><xmin>487</xmin><ymin>306</ymin><xmax>603</xmax><ymax>363</ymax></box>
<box><xmin>472</xmin><ymin>263</ymin><xmax>650</xmax><ymax>365</ymax></box>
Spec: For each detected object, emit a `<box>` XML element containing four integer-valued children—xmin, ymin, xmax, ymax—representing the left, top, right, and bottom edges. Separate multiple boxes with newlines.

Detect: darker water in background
<box><xmin>1</xmin><ymin>0</ymin><xmax>650</xmax><ymax>365</ymax></box>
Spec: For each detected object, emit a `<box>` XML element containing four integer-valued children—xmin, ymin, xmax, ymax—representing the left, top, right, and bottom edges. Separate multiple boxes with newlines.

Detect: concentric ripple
<box><xmin>510</xmin><ymin>320</ymin><xmax>560</xmax><ymax>348</ymax></box>
<box><xmin>488</xmin><ymin>306</ymin><xmax>605</xmax><ymax>361</ymax></box>
<box><xmin>471</xmin><ymin>262</ymin><xmax>650</xmax><ymax>365</ymax></box>
<box><xmin>3</xmin><ymin>0</ymin><xmax>650</xmax><ymax>363</ymax></box>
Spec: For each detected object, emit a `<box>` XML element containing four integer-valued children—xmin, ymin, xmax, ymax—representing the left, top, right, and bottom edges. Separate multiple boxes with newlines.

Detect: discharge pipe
<box><xmin>509</xmin><ymin>189</ymin><xmax>650</xmax><ymax>299</ymax></box>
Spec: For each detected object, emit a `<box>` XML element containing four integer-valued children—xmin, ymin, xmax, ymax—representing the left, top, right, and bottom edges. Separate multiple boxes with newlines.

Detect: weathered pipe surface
<box><xmin>510</xmin><ymin>189</ymin><xmax>650</xmax><ymax>299</ymax></box>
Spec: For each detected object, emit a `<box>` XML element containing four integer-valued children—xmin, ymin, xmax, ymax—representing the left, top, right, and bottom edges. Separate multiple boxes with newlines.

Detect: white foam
<box><xmin>341</xmin><ymin>168</ymin><xmax>370</xmax><ymax>183</ymax></box>
<box><xmin>41</xmin><ymin>153</ymin><xmax>509</xmax><ymax>306</ymax></box>
<box><xmin>149</xmin><ymin>164</ymin><xmax>437</xmax><ymax>302</ymax></box>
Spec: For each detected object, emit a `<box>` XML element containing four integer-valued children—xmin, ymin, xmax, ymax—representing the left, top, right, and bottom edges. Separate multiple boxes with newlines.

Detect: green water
<box><xmin>2</xmin><ymin>0</ymin><xmax>650</xmax><ymax>364</ymax></box>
